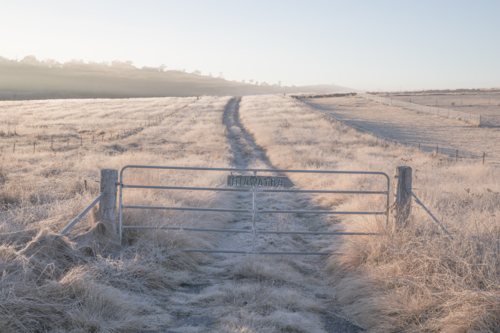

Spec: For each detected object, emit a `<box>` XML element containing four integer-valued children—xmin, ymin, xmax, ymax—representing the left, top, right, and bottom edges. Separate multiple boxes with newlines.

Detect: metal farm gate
<box><xmin>118</xmin><ymin>166</ymin><xmax>390</xmax><ymax>255</ymax></box>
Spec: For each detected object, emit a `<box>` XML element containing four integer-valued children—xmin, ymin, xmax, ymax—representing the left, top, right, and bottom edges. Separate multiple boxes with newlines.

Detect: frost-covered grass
<box><xmin>239</xmin><ymin>94</ymin><xmax>500</xmax><ymax>332</ymax></box>
<box><xmin>304</xmin><ymin>96</ymin><xmax>500</xmax><ymax>166</ymax></box>
<box><xmin>387</xmin><ymin>91</ymin><xmax>500</xmax><ymax>123</ymax></box>
<box><xmin>0</xmin><ymin>96</ymin><xmax>235</xmax><ymax>332</ymax></box>
<box><xmin>3</xmin><ymin>93</ymin><xmax>500</xmax><ymax>332</ymax></box>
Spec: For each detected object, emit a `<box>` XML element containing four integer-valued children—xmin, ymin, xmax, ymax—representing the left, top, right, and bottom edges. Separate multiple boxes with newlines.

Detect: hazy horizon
<box><xmin>2</xmin><ymin>0</ymin><xmax>500</xmax><ymax>91</ymax></box>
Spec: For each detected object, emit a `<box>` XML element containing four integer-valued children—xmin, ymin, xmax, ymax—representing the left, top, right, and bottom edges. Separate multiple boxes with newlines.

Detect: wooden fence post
<box><xmin>99</xmin><ymin>169</ymin><xmax>118</xmax><ymax>234</ymax></box>
<box><xmin>394</xmin><ymin>166</ymin><xmax>412</xmax><ymax>228</ymax></box>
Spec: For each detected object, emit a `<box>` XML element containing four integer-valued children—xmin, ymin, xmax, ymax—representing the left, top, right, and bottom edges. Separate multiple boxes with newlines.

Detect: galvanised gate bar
<box><xmin>118</xmin><ymin>165</ymin><xmax>390</xmax><ymax>255</ymax></box>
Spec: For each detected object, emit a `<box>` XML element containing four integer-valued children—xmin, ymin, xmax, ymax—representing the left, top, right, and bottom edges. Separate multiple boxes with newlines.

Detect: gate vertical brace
<box><xmin>386</xmin><ymin>175</ymin><xmax>390</xmax><ymax>228</ymax></box>
<box><xmin>119</xmin><ymin>172</ymin><xmax>124</xmax><ymax>244</ymax></box>
<box><xmin>252</xmin><ymin>170</ymin><xmax>257</xmax><ymax>252</ymax></box>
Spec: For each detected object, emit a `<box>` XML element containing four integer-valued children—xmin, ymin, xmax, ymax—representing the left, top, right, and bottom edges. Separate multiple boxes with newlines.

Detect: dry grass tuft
<box><xmin>191</xmin><ymin>281</ymin><xmax>325</xmax><ymax>332</ymax></box>
<box><xmin>18</xmin><ymin>229</ymin><xmax>86</xmax><ymax>277</ymax></box>
<box><xmin>0</xmin><ymin>231</ymin><xmax>147</xmax><ymax>332</ymax></box>
<box><xmin>232</xmin><ymin>257</ymin><xmax>307</xmax><ymax>286</ymax></box>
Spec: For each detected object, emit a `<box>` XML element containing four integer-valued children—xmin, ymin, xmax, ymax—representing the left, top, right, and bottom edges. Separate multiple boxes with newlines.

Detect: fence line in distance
<box><xmin>360</xmin><ymin>93</ymin><xmax>481</xmax><ymax>126</ymax></box>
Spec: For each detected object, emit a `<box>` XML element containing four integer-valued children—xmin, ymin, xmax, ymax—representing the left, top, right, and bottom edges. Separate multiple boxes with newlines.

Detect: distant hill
<box><xmin>0</xmin><ymin>57</ymin><xmax>354</xmax><ymax>100</ymax></box>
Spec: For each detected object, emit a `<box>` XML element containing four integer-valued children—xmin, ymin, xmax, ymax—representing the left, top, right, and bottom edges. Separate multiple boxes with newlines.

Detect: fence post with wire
<box><xmin>59</xmin><ymin>168</ymin><xmax>118</xmax><ymax>235</ymax></box>
<box><xmin>393</xmin><ymin>166</ymin><xmax>453</xmax><ymax>239</ymax></box>
<box><xmin>394</xmin><ymin>166</ymin><xmax>412</xmax><ymax>229</ymax></box>
<box><xmin>360</xmin><ymin>93</ymin><xmax>482</xmax><ymax>126</ymax></box>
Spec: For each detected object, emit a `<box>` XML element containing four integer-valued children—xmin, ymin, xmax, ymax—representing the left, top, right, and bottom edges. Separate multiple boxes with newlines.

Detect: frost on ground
<box><xmin>135</xmin><ymin>98</ymin><xmax>362</xmax><ymax>332</ymax></box>
<box><xmin>0</xmin><ymin>96</ymin><xmax>238</xmax><ymax>332</ymax></box>
<box><xmin>0</xmin><ymin>96</ymin><xmax>362</xmax><ymax>332</ymax></box>
<box><xmin>2</xmin><ymin>94</ymin><xmax>500</xmax><ymax>332</ymax></box>
<box><xmin>240</xmin><ymin>94</ymin><xmax>500</xmax><ymax>332</ymax></box>
<box><xmin>384</xmin><ymin>91</ymin><xmax>500</xmax><ymax>127</ymax></box>
<box><xmin>303</xmin><ymin>96</ymin><xmax>500</xmax><ymax>166</ymax></box>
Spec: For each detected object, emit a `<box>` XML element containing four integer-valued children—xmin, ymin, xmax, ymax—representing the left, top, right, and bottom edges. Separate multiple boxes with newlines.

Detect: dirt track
<box><xmin>140</xmin><ymin>98</ymin><xmax>363</xmax><ymax>332</ymax></box>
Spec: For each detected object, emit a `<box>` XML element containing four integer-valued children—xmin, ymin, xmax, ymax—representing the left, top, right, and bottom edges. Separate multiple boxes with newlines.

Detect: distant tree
<box><xmin>278</xmin><ymin>81</ymin><xmax>281</xmax><ymax>87</ymax></box>
<box><xmin>242</xmin><ymin>80</ymin><xmax>245</xmax><ymax>83</ymax></box>
<box><xmin>192</xmin><ymin>70</ymin><xmax>202</xmax><ymax>75</ymax></box>
<box><xmin>20</xmin><ymin>55</ymin><xmax>39</xmax><ymax>65</ymax></box>
<box><xmin>249</xmin><ymin>79</ymin><xmax>254</xmax><ymax>83</ymax></box>
<box><xmin>260</xmin><ymin>82</ymin><xmax>269</xmax><ymax>86</ymax></box>
<box><xmin>87</xmin><ymin>61</ymin><xmax>109</xmax><ymax>70</ymax></box>
<box><xmin>65</xmin><ymin>59</ymin><xmax>84</xmax><ymax>66</ymax></box>
<box><xmin>255</xmin><ymin>81</ymin><xmax>259</xmax><ymax>85</ymax></box>
<box><xmin>141</xmin><ymin>66</ymin><xmax>158</xmax><ymax>72</ymax></box>
<box><xmin>208</xmin><ymin>72</ymin><xmax>213</xmax><ymax>77</ymax></box>
<box><xmin>43</xmin><ymin>59</ymin><xmax>61</xmax><ymax>68</ymax></box>
<box><xmin>63</xmin><ymin>59</ymin><xmax>86</xmax><ymax>68</ymax></box>
<box><xmin>111</xmin><ymin>60</ymin><xmax>134</xmax><ymax>68</ymax></box>
<box><xmin>158</xmin><ymin>64</ymin><xmax>167</xmax><ymax>72</ymax></box>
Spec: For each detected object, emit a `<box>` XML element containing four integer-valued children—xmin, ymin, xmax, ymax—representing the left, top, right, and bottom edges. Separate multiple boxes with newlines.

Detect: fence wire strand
<box><xmin>361</xmin><ymin>93</ymin><xmax>481</xmax><ymax>126</ymax></box>
<box><xmin>407</xmin><ymin>189</ymin><xmax>454</xmax><ymax>240</ymax></box>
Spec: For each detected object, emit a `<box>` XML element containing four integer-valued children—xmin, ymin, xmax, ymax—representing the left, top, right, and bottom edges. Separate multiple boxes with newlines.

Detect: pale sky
<box><xmin>1</xmin><ymin>0</ymin><xmax>499</xmax><ymax>91</ymax></box>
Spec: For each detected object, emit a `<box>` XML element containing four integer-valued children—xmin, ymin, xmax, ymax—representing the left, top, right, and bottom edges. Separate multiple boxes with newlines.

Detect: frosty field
<box><xmin>304</xmin><ymin>95</ymin><xmax>500</xmax><ymax>166</ymax></box>
<box><xmin>1</xmin><ymin>95</ymin><xmax>500</xmax><ymax>332</ymax></box>
<box><xmin>384</xmin><ymin>91</ymin><xmax>500</xmax><ymax>127</ymax></box>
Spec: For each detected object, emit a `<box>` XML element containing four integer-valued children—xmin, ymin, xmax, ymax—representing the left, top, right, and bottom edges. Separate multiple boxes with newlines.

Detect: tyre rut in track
<box><xmin>223</xmin><ymin>97</ymin><xmax>275</xmax><ymax>170</ymax></box>
<box><xmin>144</xmin><ymin>97</ymin><xmax>363</xmax><ymax>333</ymax></box>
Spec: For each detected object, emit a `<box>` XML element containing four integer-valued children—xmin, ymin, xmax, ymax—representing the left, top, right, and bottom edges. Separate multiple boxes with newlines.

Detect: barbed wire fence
<box><xmin>0</xmin><ymin>100</ymin><xmax>229</xmax><ymax>239</ymax></box>
<box><xmin>0</xmin><ymin>102</ymin><xmax>203</xmax><ymax>155</ymax></box>
<box><xmin>312</xmin><ymin>103</ymin><xmax>495</xmax><ymax>242</ymax></box>
<box><xmin>297</xmin><ymin>96</ymin><xmax>495</xmax><ymax>242</ymax></box>
<box><xmin>360</xmin><ymin>93</ymin><xmax>482</xmax><ymax>126</ymax></box>
<box><xmin>303</xmin><ymin>99</ymin><xmax>490</xmax><ymax>165</ymax></box>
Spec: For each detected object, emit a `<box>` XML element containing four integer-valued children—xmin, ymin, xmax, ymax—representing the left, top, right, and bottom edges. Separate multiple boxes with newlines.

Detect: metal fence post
<box><xmin>394</xmin><ymin>166</ymin><xmax>412</xmax><ymax>228</ymax></box>
<box><xmin>100</xmin><ymin>169</ymin><xmax>118</xmax><ymax>234</ymax></box>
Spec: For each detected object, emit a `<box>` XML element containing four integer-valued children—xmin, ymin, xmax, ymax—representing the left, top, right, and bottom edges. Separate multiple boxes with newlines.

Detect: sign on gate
<box><xmin>227</xmin><ymin>175</ymin><xmax>294</xmax><ymax>188</ymax></box>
